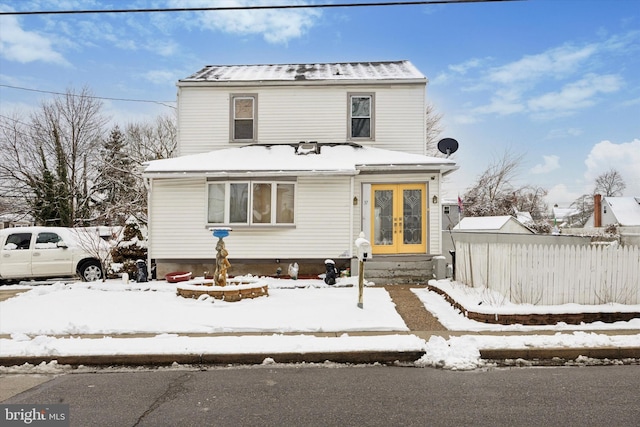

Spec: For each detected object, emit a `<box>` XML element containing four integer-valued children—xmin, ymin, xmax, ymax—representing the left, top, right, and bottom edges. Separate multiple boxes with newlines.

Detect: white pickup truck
<box><xmin>0</xmin><ymin>226</ymin><xmax>108</xmax><ymax>283</ymax></box>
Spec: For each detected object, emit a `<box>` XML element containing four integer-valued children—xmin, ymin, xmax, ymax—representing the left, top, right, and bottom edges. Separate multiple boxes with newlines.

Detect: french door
<box><xmin>371</xmin><ymin>184</ymin><xmax>427</xmax><ymax>254</ymax></box>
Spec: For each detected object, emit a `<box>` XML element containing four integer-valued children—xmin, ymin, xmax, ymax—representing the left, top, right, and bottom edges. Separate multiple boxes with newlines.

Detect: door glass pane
<box><xmin>252</xmin><ymin>183</ymin><xmax>272</xmax><ymax>224</ymax></box>
<box><xmin>229</xmin><ymin>183</ymin><xmax>248</xmax><ymax>223</ymax></box>
<box><xmin>207</xmin><ymin>184</ymin><xmax>225</xmax><ymax>223</ymax></box>
<box><xmin>403</xmin><ymin>189</ymin><xmax>422</xmax><ymax>245</ymax></box>
<box><xmin>276</xmin><ymin>183</ymin><xmax>294</xmax><ymax>224</ymax></box>
<box><xmin>373</xmin><ymin>190</ymin><xmax>394</xmax><ymax>245</ymax></box>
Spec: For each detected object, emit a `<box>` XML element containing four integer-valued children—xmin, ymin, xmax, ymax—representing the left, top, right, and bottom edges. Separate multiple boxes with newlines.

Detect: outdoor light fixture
<box><xmin>432</xmin><ymin>195</ymin><xmax>438</xmax><ymax>204</ymax></box>
<box><xmin>353</xmin><ymin>196</ymin><xmax>359</xmax><ymax>206</ymax></box>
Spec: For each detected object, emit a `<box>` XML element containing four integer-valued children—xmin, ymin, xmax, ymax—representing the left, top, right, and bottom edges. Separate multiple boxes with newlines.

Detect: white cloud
<box><xmin>531</xmin><ymin>155</ymin><xmax>560</xmax><ymax>174</ymax></box>
<box><xmin>142</xmin><ymin>70</ymin><xmax>179</xmax><ymax>85</ymax></box>
<box><xmin>545</xmin><ymin>127</ymin><xmax>583</xmax><ymax>139</ymax></box>
<box><xmin>450</xmin><ymin>32</ymin><xmax>637</xmax><ymax>121</ymax></box>
<box><xmin>547</xmin><ymin>184</ymin><xmax>585</xmax><ymax>208</ymax></box>
<box><xmin>584</xmin><ymin>138</ymin><xmax>640</xmax><ymax>197</ymax></box>
<box><xmin>0</xmin><ymin>15</ymin><xmax>69</xmax><ymax>65</ymax></box>
<box><xmin>171</xmin><ymin>0</ymin><xmax>322</xmax><ymax>44</ymax></box>
<box><xmin>448</xmin><ymin>58</ymin><xmax>484</xmax><ymax>75</ymax></box>
<box><xmin>528</xmin><ymin>73</ymin><xmax>622</xmax><ymax>113</ymax></box>
<box><xmin>487</xmin><ymin>43</ymin><xmax>598</xmax><ymax>84</ymax></box>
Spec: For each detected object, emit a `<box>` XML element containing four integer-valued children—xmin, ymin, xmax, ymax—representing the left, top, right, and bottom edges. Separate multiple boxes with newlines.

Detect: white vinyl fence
<box><xmin>455</xmin><ymin>242</ymin><xmax>640</xmax><ymax>305</ymax></box>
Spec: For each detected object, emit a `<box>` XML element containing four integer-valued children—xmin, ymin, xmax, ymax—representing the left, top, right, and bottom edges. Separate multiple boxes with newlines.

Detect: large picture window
<box><xmin>349</xmin><ymin>93</ymin><xmax>374</xmax><ymax>140</ymax></box>
<box><xmin>231</xmin><ymin>95</ymin><xmax>257</xmax><ymax>141</ymax></box>
<box><xmin>208</xmin><ymin>181</ymin><xmax>295</xmax><ymax>226</ymax></box>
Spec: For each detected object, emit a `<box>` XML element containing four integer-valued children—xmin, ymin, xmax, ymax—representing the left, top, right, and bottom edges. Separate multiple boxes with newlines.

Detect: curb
<box><xmin>2</xmin><ymin>348</ymin><xmax>639</xmax><ymax>368</ymax></box>
<box><xmin>480</xmin><ymin>347</ymin><xmax>640</xmax><ymax>361</ymax></box>
<box><xmin>0</xmin><ymin>351</ymin><xmax>426</xmax><ymax>367</ymax></box>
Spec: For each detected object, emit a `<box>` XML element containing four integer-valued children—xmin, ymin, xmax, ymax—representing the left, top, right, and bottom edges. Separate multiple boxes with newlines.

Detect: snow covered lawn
<box><xmin>1</xmin><ymin>276</ymin><xmax>639</xmax><ymax>371</ymax></box>
<box><xmin>0</xmin><ymin>279</ymin><xmax>407</xmax><ymax>335</ymax></box>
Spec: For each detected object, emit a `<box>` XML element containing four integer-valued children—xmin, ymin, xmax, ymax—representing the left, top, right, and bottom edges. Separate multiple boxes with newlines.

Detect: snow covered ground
<box><xmin>1</xmin><ymin>276</ymin><xmax>639</xmax><ymax>371</ymax></box>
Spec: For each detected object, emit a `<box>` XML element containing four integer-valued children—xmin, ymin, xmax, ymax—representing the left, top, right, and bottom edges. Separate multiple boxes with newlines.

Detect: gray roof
<box><xmin>180</xmin><ymin>60</ymin><xmax>425</xmax><ymax>83</ymax></box>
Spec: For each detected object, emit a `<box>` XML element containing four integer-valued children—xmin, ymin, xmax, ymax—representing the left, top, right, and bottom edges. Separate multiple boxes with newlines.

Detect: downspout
<box><xmin>144</xmin><ymin>176</ymin><xmax>153</xmax><ymax>278</ymax></box>
<box><xmin>349</xmin><ymin>175</ymin><xmax>355</xmax><ymax>258</ymax></box>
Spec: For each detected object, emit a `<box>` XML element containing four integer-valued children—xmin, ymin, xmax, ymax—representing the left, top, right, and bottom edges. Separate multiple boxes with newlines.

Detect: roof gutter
<box><xmin>356</xmin><ymin>164</ymin><xmax>459</xmax><ymax>174</ymax></box>
<box><xmin>143</xmin><ymin>170</ymin><xmax>360</xmax><ymax>179</ymax></box>
<box><xmin>176</xmin><ymin>79</ymin><xmax>426</xmax><ymax>88</ymax></box>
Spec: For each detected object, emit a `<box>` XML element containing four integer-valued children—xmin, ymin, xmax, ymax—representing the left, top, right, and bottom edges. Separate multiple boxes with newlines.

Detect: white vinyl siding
<box><xmin>148</xmin><ymin>178</ymin><xmax>210</xmax><ymax>259</ymax></box>
<box><xmin>177</xmin><ymin>84</ymin><xmax>426</xmax><ymax>155</ymax></box>
<box><xmin>150</xmin><ymin>176</ymin><xmax>352</xmax><ymax>259</ymax></box>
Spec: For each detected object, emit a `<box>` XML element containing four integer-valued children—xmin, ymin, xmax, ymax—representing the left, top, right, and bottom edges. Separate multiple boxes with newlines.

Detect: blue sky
<box><xmin>1</xmin><ymin>0</ymin><xmax>639</xmax><ymax>208</ymax></box>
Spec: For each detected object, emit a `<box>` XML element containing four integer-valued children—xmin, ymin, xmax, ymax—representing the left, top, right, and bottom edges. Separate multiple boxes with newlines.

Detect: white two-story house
<box><xmin>143</xmin><ymin>61</ymin><xmax>458</xmax><ymax>283</ymax></box>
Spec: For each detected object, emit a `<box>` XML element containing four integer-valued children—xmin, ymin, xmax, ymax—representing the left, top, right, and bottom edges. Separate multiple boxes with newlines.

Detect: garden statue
<box><xmin>212</xmin><ymin>228</ymin><xmax>231</xmax><ymax>287</ymax></box>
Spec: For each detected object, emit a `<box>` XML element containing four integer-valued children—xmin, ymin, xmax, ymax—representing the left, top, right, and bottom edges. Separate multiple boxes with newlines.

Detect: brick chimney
<box><xmin>594</xmin><ymin>194</ymin><xmax>602</xmax><ymax>227</ymax></box>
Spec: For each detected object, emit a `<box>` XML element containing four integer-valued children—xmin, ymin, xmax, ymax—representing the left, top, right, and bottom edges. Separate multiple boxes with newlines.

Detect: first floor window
<box><xmin>208</xmin><ymin>181</ymin><xmax>295</xmax><ymax>225</ymax></box>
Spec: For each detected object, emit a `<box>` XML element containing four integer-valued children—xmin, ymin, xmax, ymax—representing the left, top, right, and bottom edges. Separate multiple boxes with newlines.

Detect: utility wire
<box><xmin>0</xmin><ymin>84</ymin><xmax>176</xmax><ymax>109</ymax></box>
<box><xmin>0</xmin><ymin>0</ymin><xmax>524</xmax><ymax>16</ymax></box>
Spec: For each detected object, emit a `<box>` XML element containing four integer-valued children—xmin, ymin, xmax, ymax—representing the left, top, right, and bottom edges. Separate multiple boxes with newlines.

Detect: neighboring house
<box><xmin>584</xmin><ymin>196</ymin><xmax>640</xmax><ymax>227</ymax></box>
<box><xmin>552</xmin><ymin>206</ymin><xmax>580</xmax><ymax>227</ymax></box>
<box><xmin>452</xmin><ymin>216</ymin><xmax>534</xmax><ymax>234</ymax></box>
<box><xmin>143</xmin><ymin>61</ymin><xmax>458</xmax><ymax>279</ymax></box>
<box><xmin>0</xmin><ymin>214</ymin><xmax>34</xmax><ymax>229</ymax></box>
<box><xmin>441</xmin><ymin>198</ymin><xmax>462</xmax><ymax>230</ymax></box>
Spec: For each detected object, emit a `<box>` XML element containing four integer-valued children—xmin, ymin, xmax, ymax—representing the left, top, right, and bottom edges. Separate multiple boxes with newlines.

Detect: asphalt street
<box><xmin>3</xmin><ymin>364</ymin><xmax>640</xmax><ymax>426</ymax></box>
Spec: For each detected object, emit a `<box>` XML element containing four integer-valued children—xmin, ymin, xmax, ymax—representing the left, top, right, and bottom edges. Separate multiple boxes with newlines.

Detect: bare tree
<box><xmin>425</xmin><ymin>102</ymin><xmax>444</xmax><ymax>156</ymax></box>
<box><xmin>462</xmin><ymin>150</ymin><xmax>523</xmax><ymax>217</ymax></box>
<box><xmin>594</xmin><ymin>168</ymin><xmax>626</xmax><ymax>197</ymax></box>
<box><xmin>514</xmin><ymin>185</ymin><xmax>548</xmax><ymax>221</ymax></box>
<box><xmin>126</xmin><ymin>113</ymin><xmax>177</xmax><ymax>163</ymax></box>
<box><xmin>569</xmin><ymin>194</ymin><xmax>594</xmax><ymax>227</ymax></box>
<box><xmin>0</xmin><ymin>87</ymin><xmax>108</xmax><ymax>226</ymax></box>
<box><xmin>462</xmin><ymin>150</ymin><xmax>550</xmax><ymax>231</ymax></box>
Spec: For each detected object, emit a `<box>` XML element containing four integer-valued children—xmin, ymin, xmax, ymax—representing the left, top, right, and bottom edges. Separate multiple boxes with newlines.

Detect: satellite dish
<box><xmin>437</xmin><ymin>138</ymin><xmax>459</xmax><ymax>157</ymax></box>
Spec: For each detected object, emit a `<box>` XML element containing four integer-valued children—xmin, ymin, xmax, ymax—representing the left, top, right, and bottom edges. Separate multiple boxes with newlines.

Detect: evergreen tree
<box><xmin>93</xmin><ymin>126</ymin><xmax>136</xmax><ymax>224</ymax></box>
<box><xmin>111</xmin><ymin>219</ymin><xmax>147</xmax><ymax>277</ymax></box>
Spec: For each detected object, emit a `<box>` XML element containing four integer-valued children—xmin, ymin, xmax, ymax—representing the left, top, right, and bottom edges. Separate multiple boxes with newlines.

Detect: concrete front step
<box><xmin>359</xmin><ymin>256</ymin><xmax>434</xmax><ymax>285</ymax></box>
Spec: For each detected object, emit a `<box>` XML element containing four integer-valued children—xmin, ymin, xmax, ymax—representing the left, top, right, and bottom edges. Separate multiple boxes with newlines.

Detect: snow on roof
<box><xmin>454</xmin><ymin>216</ymin><xmax>512</xmax><ymax>230</ymax></box>
<box><xmin>453</xmin><ymin>216</ymin><xmax>520</xmax><ymax>231</ymax></box>
<box><xmin>143</xmin><ymin>144</ymin><xmax>457</xmax><ymax>176</ymax></box>
<box><xmin>605</xmin><ymin>196</ymin><xmax>640</xmax><ymax>226</ymax></box>
<box><xmin>180</xmin><ymin>61</ymin><xmax>425</xmax><ymax>83</ymax></box>
<box><xmin>552</xmin><ymin>207</ymin><xmax>579</xmax><ymax>220</ymax></box>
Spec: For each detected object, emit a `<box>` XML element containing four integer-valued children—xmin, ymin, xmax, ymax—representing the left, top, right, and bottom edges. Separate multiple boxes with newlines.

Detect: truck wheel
<box><xmin>80</xmin><ymin>261</ymin><xmax>103</xmax><ymax>282</ymax></box>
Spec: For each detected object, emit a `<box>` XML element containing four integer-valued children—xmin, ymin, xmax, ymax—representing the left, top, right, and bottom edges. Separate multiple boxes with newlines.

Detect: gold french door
<box><xmin>371</xmin><ymin>184</ymin><xmax>427</xmax><ymax>254</ymax></box>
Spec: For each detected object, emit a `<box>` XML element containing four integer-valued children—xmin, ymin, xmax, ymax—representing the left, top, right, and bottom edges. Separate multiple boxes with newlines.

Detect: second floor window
<box><xmin>231</xmin><ymin>95</ymin><xmax>257</xmax><ymax>141</ymax></box>
<box><xmin>349</xmin><ymin>93</ymin><xmax>374</xmax><ymax>140</ymax></box>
